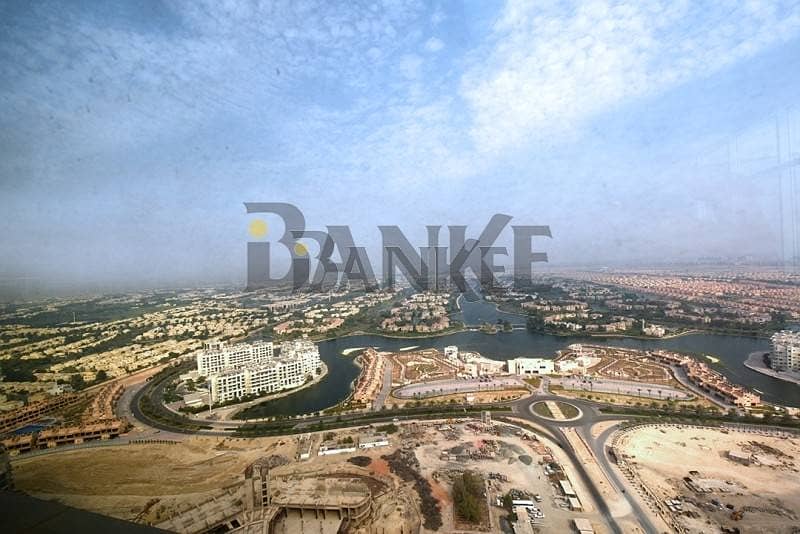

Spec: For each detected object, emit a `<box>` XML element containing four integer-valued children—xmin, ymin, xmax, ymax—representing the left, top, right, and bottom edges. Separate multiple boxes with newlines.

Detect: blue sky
<box><xmin>1</xmin><ymin>0</ymin><xmax>800</xmax><ymax>295</ymax></box>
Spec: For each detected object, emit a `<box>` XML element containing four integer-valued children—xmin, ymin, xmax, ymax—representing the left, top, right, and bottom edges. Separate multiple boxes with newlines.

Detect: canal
<box><xmin>238</xmin><ymin>299</ymin><xmax>797</xmax><ymax>418</ymax></box>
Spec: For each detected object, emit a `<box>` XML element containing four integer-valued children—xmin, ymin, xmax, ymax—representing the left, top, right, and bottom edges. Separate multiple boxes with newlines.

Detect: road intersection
<box><xmin>121</xmin><ymin>368</ymin><xmax>657</xmax><ymax>533</ymax></box>
<box><xmin>509</xmin><ymin>393</ymin><xmax>659</xmax><ymax>534</ymax></box>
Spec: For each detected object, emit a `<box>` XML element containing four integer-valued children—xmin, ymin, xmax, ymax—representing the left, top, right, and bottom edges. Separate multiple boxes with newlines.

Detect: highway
<box><xmin>128</xmin><ymin>366</ymin><xmax>516</xmax><ymax>436</ymax></box>
<box><xmin>588</xmin><ymin>423</ymin><xmax>661</xmax><ymax>534</ymax></box>
<box><xmin>124</xmin><ymin>367</ymin><xmax>659</xmax><ymax>532</ymax></box>
<box><xmin>372</xmin><ymin>362</ymin><xmax>394</xmax><ymax>410</ymax></box>
<box><xmin>508</xmin><ymin>394</ymin><xmax>659</xmax><ymax>534</ymax></box>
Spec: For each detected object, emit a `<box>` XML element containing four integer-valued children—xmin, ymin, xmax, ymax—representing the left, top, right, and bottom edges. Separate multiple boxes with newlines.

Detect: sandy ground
<box><xmin>412</xmin><ymin>421</ymin><xmax>611</xmax><ymax>534</ymax></box>
<box><xmin>560</xmin><ymin>427</ymin><xmax>668</xmax><ymax>534</ymax></box>
<box><xmin>589</xmin><ymin>420</ymin><xmax>620</xmax><ymax>440</ymax></box>
<box><xmin>11</xmin><ymin>428</ymin><xmax>417</xmax><ymax>532</ymax></box>
<box><xmin>617</xmin><ymin>425</ymin><xmax>800</xmax><ymax>534</ymax></box>
<box><xmin>13</xmin><ymin>435</ymin><xmax>295</xmax><ymax>522</ymax></box>
<box><xmin>11</xmin><ymin>418</ymin><xmax>656</xmax><ymax>534</ymax></box>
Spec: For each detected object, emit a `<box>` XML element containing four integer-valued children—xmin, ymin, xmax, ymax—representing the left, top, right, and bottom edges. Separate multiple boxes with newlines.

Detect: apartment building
<box><xmin>209</xmin><ymin>340</ymin><xmax>321</xmax><ymax>403</ymax></box>
<box><xmin>196</xmin><ymin>340</ymin><xmax>273</xmax><ymax>376</ymax></box>
<box><xmin>771</xmin><ymin>330</ymin><xmax>800</xmax><ymax>372</ymax></box>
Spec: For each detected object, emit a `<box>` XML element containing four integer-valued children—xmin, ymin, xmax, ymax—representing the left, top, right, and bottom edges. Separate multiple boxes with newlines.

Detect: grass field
<box><xmin>524</xmin><ymin>376</ymin><xmax>541</xmax><ymax>388</ymax></box>
<box><xmin>531</xmin><ymin>402</ymin><xmax>553</xmax><ymax>418</ymax></box>
<box><xmin>556</xmin><ymin>401</ymin><xmax>579</xmax><ymax>419</ymax></box>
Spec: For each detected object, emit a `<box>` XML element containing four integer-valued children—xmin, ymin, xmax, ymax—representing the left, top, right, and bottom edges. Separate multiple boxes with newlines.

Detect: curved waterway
<box><xmin>238</xmin><ymin>301</ymin><xmax>798</xmax><ymax>419</ymax></box>
<box><xmin>454</xmin><ymin>293</ymin><xmax>526</xmax><ymax>325</ymax></box>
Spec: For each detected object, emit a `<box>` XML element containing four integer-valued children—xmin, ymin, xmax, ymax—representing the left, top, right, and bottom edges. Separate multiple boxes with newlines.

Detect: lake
<box><xmin>238</xmin><ymin>297</ymin><xmax>797</xmax><ymax>418</ymax></box>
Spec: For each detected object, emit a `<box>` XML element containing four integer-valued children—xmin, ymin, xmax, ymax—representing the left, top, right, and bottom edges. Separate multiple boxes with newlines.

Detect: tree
<box><xmin>452</xmin><ymin>471</ymin><xmax>483</xmax><ymax>523</ymax></box>
<box><xmin>70</xmin><ymin>374</ymin><xmax>86</xmax><ymax>391</ymax></box>
<box><xmin>95</xmin><ymin>370</ymin><xmax>108</xmax><ymax>383</ymax></box>
<box><xmin>526</xmin><ymin>314</ymin><xmax>545</xmax><ymax>333</ymax></box>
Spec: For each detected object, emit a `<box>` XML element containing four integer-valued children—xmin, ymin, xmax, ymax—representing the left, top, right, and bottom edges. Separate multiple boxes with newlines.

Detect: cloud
<box><xmin>2</xmin><ymin>0</ymin><xmax>800</xmax><ymax>278</ymax></box>
<box><xmin>460</xmin><ymin>0</ymin><xmax>800</xmax><ymax>155</ymax></box>
<box><xmin>424</xmin><ymin>36</ymin><xmax>444</xmax><ymax>52</ymax></box>
<box><xmin>398</xmin><ymin>54</ymin><xmax>424</xmax><ymax>79</ymax></box>
<box><xmin>7</xmin><ymin>0</ymin><xmax>797</xmax><ymax>191</ymax></box>
<box><xmin>431</xmin><ymin>7</ymin><xmax>445</xmax><ymax>26</ymax></box>
<box><xmin>326</xmin><ymin>0</ymin><xmax>800</xmax><ymax>196</ymax></box>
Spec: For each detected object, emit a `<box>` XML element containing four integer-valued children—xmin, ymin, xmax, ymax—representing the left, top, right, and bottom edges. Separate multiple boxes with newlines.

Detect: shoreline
<box><xmin>233</xmin><ymin>324</ymin><xmax>784</xmax><ymax>419</ymax></box>
<box><xmin>311</xmin><ymin>326</ymin><xmax>469</xmax><ymax>343</ymax></box>
<box><xmin>582</xmin><ymin>329</ymin><xmax>702</xmax><ymax>341</ymax></box>
<box><xmin>744</xmin><ymin>351</ymin><xmax>800</xmax><ymax>386</ymax></box>
<box><xmin>184</xmin><ymin>361</ymin><xmax>330</xmax><ymax>422</ymax></box>
<box><xmin>311</xmin><ymin>324</ymin><xmax>711</xmax><ymax>345</ymax></box>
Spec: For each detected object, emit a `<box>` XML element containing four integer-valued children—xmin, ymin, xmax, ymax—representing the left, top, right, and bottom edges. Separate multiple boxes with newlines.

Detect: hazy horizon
<box><xmin>2</xmin><ymin>1</ymin><xmax>800</xmax><ymax>298</ymax></box>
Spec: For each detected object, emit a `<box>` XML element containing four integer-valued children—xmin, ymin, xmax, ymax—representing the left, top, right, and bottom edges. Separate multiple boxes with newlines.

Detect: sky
<box><xmin>1</xmin><ymin>0</ymin><xmax>800</xmax><ymax>297</ymax></box>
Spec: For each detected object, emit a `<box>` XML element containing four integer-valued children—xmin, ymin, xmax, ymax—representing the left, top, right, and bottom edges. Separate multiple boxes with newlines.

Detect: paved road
<box><xmin>393</xmin><ymin>377</ymin><xmax>523</xmax><ymax>398</ymax></box>
<box><xmin>553</xmin><ymin>376</ymin><xmax>691</xmax><ymax>401</ymax></box>
<box><xmin>668</xmin><ymin>364</ymin><xmax>732</xmax><ymax>410</ymax></box>
<box><xmin>122</xmin><ymin>364</ymin><xmax>656</xmax><ymax>533</ymax></box>
<box><xmin>373</xmin><ymin>360</ymin><xmax>395</xmax><ymax>410</ymax></box>
<box><xmin>509</xmin><ymin>394</ymin><xmax>658</xmax><ymax>534</ymax></box>
<box><xmin>584</xmin><ymin>423</ymin><xmax>660</xmax><ymax>534</ymax></box>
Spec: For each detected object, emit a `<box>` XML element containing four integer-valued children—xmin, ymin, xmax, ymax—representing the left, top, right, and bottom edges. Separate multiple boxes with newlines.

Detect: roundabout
<box><xmin>514</xmin><ymin>394</ymin><xmax>601</xmax><ymax>428</ymax></box>
<box><xmin>530</xmin><ymin>400</ymin><xmax>583</xmax><ymax>422</ymax></box>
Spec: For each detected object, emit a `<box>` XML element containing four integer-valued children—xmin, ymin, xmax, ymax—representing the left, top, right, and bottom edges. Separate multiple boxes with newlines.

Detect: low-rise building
<box><xmin>297</xmin><ymin>437</ymin><xmax>313</xmax><ymax>460</ymax></box>
<box><xmin>507</xmin><ymin>357</ymin><xmax>554</xmax><ymax>375</ymax></box>
<box><xmin>358</xmin><ymin>433</ymin><xmax>389</xmax><ymax>449</ymax></box>
<box><xmin>727</xmin><ymin>450</ymin><xmax>751</xmax><ymax>465</ymax></box>
<box><xmin>573</xmin><ymin>518</ymin><xmax>595</xmax><ymax>534</ymax></box>
<box><xmin>183</xmin><ymin>392</ymin><xmax>208</xmax><ymax>407</ymax></box>
<box><xmin>318</xmin><ymin>441</ymin><xmax>357</xmax><ymax>456</ymax></box>
<box><xmin>559</xmin><ymin>480</ymin><xmax>577</xmax><ymax>497</ymax></box>
<box><xmin>642</xmin><ymin>321</ymin><xmax>666</xmax><ymax>337</ymax></box>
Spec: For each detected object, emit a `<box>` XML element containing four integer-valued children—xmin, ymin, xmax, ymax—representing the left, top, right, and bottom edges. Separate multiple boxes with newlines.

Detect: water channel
<box><xmin>238</xmin><ymin>299</ymin><xmax>797</xmax><ymax>418</ymax></box>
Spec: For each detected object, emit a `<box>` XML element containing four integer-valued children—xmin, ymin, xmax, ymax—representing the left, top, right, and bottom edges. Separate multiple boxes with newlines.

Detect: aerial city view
<box><xmin>1</xmin><ymin>2</ymin><xmax>800</xmax><ymax>534</ymax></box>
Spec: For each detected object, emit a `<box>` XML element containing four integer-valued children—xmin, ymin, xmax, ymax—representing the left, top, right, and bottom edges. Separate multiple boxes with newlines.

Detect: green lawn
<box><xmin>556</xmin><ymin>401</ymin><xmax>579</xmax><ymax>419</ymax></box>
<box><xmin>531</xmin><ymin>402</ymin><xmax>553</xmax><ymax>418</ymax></box>
<box><xmin>524</xmin><ymin>376</ymin><xmax>542</xmax><ymax>388</ymax></box>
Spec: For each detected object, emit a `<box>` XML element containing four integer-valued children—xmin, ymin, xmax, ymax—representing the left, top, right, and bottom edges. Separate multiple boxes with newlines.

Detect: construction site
<box><xmin>611</xmin><ymin>424</ymin><xmax>800</xmax><ymax>533</ymax></box>
<box><xmin>1</xmin><ymin>380</ymin><xmax>129</xmax><ymax>454</ymax></box>
<box><xmin>10</xmin><ymin>415</ymin><xmax>610</xmax><ymax>533</ymax></box>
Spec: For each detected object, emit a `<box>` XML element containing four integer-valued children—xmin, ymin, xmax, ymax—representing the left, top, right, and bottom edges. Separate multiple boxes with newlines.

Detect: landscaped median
<box><xmin>531</xmin><ymin>400</ymin><xmax>581</xmax><ymax>421</ymax></box>
<box><xmin>233</xmin><ymin>404</ymin><xmax>513</xmax><ymax>437</ymax></box>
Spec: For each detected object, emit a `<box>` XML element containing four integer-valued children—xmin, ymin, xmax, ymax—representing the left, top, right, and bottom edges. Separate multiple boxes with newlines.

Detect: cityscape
<box><xmin>3</xmin><ymin>2</ymin><xmax>800</xmax><ymax>534</ymax></box>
